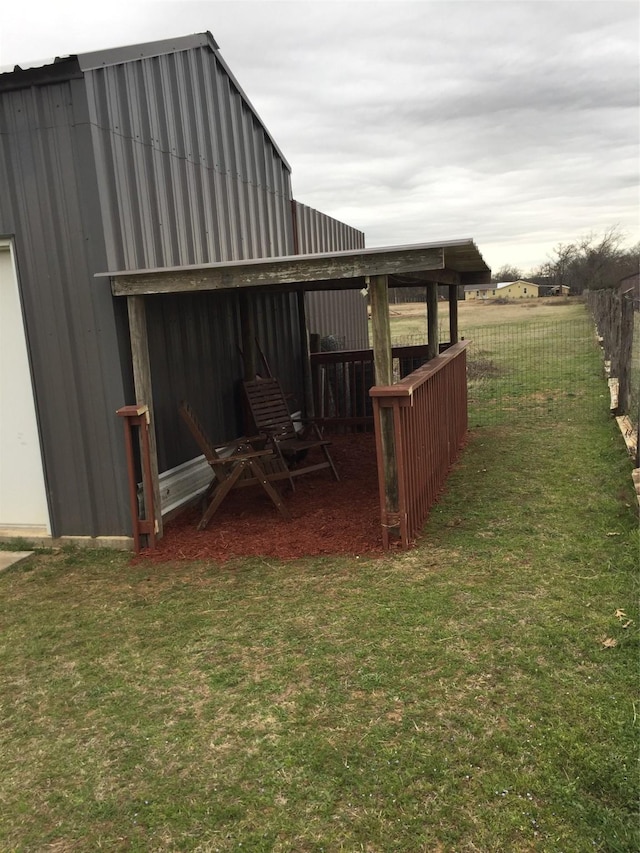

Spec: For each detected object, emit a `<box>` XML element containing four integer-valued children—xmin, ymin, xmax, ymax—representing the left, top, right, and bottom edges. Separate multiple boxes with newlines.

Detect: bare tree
<box><xmin>543</xmin><ymin>226</ymin><xmax>636</xmax><ymax>293</ymax></box>
<box><xmin>492</xmin><ymin>264</ymin><xmax>522</xmax><ymax>283</ymax></box>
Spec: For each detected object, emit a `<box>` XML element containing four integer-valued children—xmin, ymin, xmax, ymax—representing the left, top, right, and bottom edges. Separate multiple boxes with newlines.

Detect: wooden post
<box><xmin>618</xmin><ymin>293</ymin><xmax>633</xmax><ymax>415</ymax></box>
<box><xmin>297</xmin><ymin>290</ymin><xmax>315</xmax><ymax>417</ymax></box>
<box><xmin>449</xmin><ymin>284</ymin><xmax>459</xmax><ymax>344</ymax></box>
<box><xmin>426</xmin><ymin>282</ymin><xmax>439</xmax><ymax>359</ymax></box>
<box><xmin>369</xmin><ymin>274</ymin><xmax>399</xmax><ymax>523</ymax></box>
<box><xmin>127</xmin><ymin>295</ymin><xmax>163</xmax><ymax>538</ymax></box>
<box><xmin>116</xmin><ymin>404</ymin><xmax>157</xmax><ymax>553</ymax></box>
<box><xmin>239</xmin><ymin>292</ymin><xmax>257</xmax><ymax>380</ymax></box>
<box><xmin>370</xmin><ymin>274</ymin><xmax>393</xmax><ymax>386</ymax></box>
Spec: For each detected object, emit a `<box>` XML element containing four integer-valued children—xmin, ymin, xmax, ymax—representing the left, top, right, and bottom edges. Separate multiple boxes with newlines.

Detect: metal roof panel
<box><xmin>77</xmin><ymin>32</ymin><xmax>219</xmax><ymax>70</ymax></box>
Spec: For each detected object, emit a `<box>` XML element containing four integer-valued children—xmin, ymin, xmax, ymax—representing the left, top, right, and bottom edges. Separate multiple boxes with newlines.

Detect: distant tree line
<box><xmin>492</xmin><ymin>227</ymin><xmax>639</xmax><ymax>293</ymax></box>
<box><xmin>491</xmin><ymin>264</ymin><xmax>524</xmax><ymax>283</ymax></box>
<box><xmin>388</xmin><ymin>227</ymin><xmax>638</xmax><ymax>303</ymax></box>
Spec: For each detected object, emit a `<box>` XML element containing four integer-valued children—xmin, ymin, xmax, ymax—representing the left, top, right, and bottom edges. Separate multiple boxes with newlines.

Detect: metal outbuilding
<box><xmin>0</xmin><ymin>32</ymin><xmax>366</xmax><ymax>543</ymax></box>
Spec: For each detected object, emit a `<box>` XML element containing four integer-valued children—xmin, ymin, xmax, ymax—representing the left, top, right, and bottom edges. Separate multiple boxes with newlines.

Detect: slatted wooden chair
<box><xmin>242</xmin><ymin>377</ymin><xmax>339</xmax><ymax>486</ymax></box>
<box><xmin>178</xmin><ymin>400</ymin><xmax>292</xmax><ymax>530</ymax></box>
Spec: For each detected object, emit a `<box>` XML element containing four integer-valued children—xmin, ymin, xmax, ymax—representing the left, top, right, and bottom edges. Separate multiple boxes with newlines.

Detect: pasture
<box><xmin>1</xmin><ymin>297</ymin><xmax>637</xmax><ymax>852</ymax></box>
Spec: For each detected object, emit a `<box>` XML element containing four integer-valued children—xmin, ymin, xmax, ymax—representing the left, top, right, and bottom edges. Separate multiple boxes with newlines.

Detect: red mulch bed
<box><xmin>136</xmin><ymin>433</ymin><xmax>386</xmax><ymax>563</ymax></box>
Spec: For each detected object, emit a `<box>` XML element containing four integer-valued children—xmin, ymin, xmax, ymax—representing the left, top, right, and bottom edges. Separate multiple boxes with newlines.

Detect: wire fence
<box><xmin>587</xmin><ymin>289</ymin><xmax>639</xmax><ymax>466</ymax></box>
<box><xmin>462</xmin><ymin>317</ymin><xmax>605</xmax><ymax>429</ymax></box>
<box><xmin>391</xmin><ymin>313</ymin><xmax>608</xmax><ymax>430</ymax></box>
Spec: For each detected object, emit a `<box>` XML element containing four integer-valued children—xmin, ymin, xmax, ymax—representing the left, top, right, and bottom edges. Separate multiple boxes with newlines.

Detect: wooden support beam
<box><xmin>460</xmin><ymin>269</ymin><xmax>492</xmax><ymax>286</ymax></box>
<box><xmin>369</xmin><ymin>274</ymin><xmax>399</xmax><ymax>523</ymax></box>
<box><xmin>449</xmin><ymin>285</ymin><xmax>459</xmax><ymax>344</ymax></box>
<box><xmin>111</xmin><ymin>246</ymin><xmax>444</xmax><ymax>296</ymax></box>
<box><xmin>370</xmin><ymin>275</ymin><xmax>393</xmax><ymax>386</ymax></box>
<box><xmin>426</xmin><ymin>282</ymin><xmax>439</xmax><ymax>360</ymax></box>
<box><xmin>393</xmin><ymin>268</ymin><xmax>459</xmax><ymax>286</ymax></box>
<box><xmin>127</xmin><ymin>296</ymin><xmax>163</xmax><ymax>538</ymax></box>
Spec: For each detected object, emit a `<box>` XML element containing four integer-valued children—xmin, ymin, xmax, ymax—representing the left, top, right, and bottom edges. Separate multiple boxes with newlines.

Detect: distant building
<box><xmin>537</xmin><ymin>283</ymin><xmax>570</xmax><ymax>296</ymax></box>
<box><xmin>464</xmin><ymin>280</ymin><xmax>539</xmax><ymax>300</ymax></box>
<box><xmin>463</xmin><ymin>283</ymin><xmax>494</xmax><ymax>300</ymax></box>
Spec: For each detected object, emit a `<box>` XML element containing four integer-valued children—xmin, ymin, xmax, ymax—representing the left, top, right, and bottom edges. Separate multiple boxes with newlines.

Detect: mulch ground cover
<box><xmin>137</xmin><ymin>433</ymin><xmax>385</xmax><ymax>563</ymax></box>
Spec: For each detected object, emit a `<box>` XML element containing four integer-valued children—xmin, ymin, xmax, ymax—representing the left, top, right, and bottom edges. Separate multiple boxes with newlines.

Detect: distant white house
<box><xmin>464</xmin><ymin>280</ymin><xmax>539</xmax><ymax>300</ymax></box>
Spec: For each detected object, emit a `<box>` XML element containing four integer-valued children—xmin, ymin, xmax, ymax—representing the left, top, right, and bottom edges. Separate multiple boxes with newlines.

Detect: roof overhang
<box><xmin>101</xmin><ymin>239</ymin><xmax>491</xmax><ymax>297</ymax></box>
<box><xmin>77</xmin><ymin>32</ymin><xmax>219</xmax><ymax>71</ymax></box>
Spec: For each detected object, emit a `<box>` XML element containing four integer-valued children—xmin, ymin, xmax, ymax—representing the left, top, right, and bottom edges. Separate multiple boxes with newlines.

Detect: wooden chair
<box><xmin>178</xmin><ymin>400</ymin><xmax>292</xmax><ymax>530</ymax></box>
<box><xmin>242</xmin><ymin>377</ymin><xmax>339</xmax><ymax>486</ymax></box>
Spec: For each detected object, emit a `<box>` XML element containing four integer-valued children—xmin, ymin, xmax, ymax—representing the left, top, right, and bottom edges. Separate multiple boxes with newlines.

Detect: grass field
<box><xmin>389</xmin><ymin>297</ymin><xmax>604</xmax><ymax>429</ymax></box>
<box><xmin>387</xmin><ymin>295</ymin><xmax>587</xmax><ymax>341</ymax></box>
<box><xmin>1</xmin><ymin>300</ymin><xmax>638</xmax><ymax>852</ymax></box>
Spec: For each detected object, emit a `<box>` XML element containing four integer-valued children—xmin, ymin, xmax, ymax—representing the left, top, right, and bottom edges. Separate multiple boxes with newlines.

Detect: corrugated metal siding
<box><xmin>145</xmin><ymin>288</ymin><xmax>301</xmax><ymax>472</ymax></box>
<box><xmin>146</xmin><ymin>291</ymin><xmax>242</xmax><ymax>471</ymax></box>
<box><xmin>253</xmin><ymin>290</ymin><xmax>302</xmax><ymax>399</ymax></box>
<box><xmin>0</xmin><ymin>78</ymin><xmax>132</xmax><ymax>536</ymax></box>
<box><xmin>83</xmin><ymin>41</ymin><xmax>303</xmax><ymax>474</ymax></box>
<box><xmin>306</xmin><ymin>288</ymin><xmax>370</xmax><ymax>350</ymax></box>
<box><xmin>293</xmin><ymin>200</ymin><xmax>364</xmax><ymax>255</ymax></box>
<box><xmin>293</xmin><ymin>201</ymin><xmax>369</xmax><ymax>349</ymax></box>
<box><xmin>84</xmin><ymin>45</ymin><xmax>295</xmax><ymax>271</ymax></box>
<box><xmin>0</xmin><ymin>40</ymin><xmax>365</xmax><ymax>535</ymax></box>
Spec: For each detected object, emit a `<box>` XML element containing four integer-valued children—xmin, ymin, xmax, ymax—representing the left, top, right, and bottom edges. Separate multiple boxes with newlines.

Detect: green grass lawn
<box><xmin>1</xmin><ymin>306</ymin><xmax>638</xmax><ymax>852</ymax></box>
<box><xmin>464</xmin><ymin>313</ymin><xmax>601</xmax><ymax>429</ymax></box>
<box><xmin>391</xmin><ymin>297</ymin><xmax>603</xmax><ymax>429</ymax></box>
<box><xmin>387</xmin><ymin>294</ymin><xmax>588</xmax><ymax>343</ymax></box>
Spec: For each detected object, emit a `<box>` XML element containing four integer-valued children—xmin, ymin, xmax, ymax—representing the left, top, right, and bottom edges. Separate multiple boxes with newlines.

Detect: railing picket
<box><xmin>371</xmin><ymin>342</ymin><xmax>470</xmax><ymax>548</ymax></box>
<box><xmin>312</xmin><ymin>342</ymin><xmax>469</xmax><ymax>549</ymax></box>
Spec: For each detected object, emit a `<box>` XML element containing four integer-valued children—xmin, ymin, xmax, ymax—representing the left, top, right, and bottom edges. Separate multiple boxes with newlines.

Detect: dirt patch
<box><xmin>136</xmin><ymin>433</ymin><xmax>384</xmax><ymax>564</ymax></box>
<box><xmin>466</xmin><ymin>357</ymin><xmax>504</xmax><ymax>380</ymax></box>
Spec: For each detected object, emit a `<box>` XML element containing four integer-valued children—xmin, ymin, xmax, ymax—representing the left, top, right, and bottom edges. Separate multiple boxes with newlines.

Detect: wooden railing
<box><xmin>370</xmin><ymin>342</ymin><xmax>470</xmax><ymax>549</ymax></box>
<box><xmin>310</xmin><ymin>343</ymin><xmax>451</xmax><ymax>428</ymax></box>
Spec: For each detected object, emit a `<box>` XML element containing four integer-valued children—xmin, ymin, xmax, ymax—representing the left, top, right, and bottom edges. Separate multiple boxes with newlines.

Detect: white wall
<box><xmin>0</xmin><ymin>241</ymin><xmax>51</xmax><ymax>535</ymax></box>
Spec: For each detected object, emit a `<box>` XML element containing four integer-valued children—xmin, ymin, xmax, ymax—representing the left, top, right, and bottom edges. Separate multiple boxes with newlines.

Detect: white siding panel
<box><xmin>0</xmin><ymin>243</ymin><xmax>51</xmax><ymax>533</ymax></box>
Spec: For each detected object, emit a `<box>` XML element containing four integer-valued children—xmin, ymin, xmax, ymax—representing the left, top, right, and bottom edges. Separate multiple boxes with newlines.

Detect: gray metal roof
<box><xmin>0</xmin><ymin>32</ymin><xmax>291</xmax><ymax>171</ymax></box>
<box><xmin>76</xmin><ymin>32</ymin><xmax>220</xmax><ymax>70</ymax></box>
<box><xmin>0</xmin><ymin>34</ymin><xmax>214</xmax><ymax>76</ymax></box>
<box><xmin>102</xmin><ymin>238</ymin><xmax>491</xmax><ymax>296</ymax></box>
<box><xmin>464</xmin><ymin>284</ymin><xmax>493</xmax><ymax>291</ymax></box>
<box><xmin>78</xmin><ymin>32</ymin><xmax>291</xmax><ymax>171</ymax></box>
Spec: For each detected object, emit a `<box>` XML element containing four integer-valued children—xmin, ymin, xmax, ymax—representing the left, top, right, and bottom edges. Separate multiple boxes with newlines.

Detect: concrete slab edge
<box><xmin>0</xmin><ymin>551</ymin><xmax>35</xmax><ymax>572</ymax></box>
<box><xmin>0</xmin><ymin>535</ymin><xmax>134</xmax><ymax>551</ymax></box>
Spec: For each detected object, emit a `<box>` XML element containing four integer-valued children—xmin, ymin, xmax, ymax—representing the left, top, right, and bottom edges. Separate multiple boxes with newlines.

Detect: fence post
<box><xmin>618</xmin><ymin>294</ymin><xmax>633</xmax><ymax>414</ymax></box>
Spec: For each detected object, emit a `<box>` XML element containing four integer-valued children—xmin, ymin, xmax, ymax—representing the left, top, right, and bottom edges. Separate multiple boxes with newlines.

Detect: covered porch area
<box><xmin>106</xmin><ymin>239</ymin><xmax>490</xmax><ymax>551</ymax></box>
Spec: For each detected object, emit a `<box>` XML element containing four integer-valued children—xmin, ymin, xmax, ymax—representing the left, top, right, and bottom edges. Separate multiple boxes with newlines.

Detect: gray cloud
<box><xmin>1</xmin><ymin>0</ymin><xmax>637</xmax><ymax>271</ymax></box>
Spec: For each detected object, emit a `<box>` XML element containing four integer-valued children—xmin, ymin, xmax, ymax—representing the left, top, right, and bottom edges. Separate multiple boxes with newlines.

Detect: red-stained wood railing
<box><xmin>310</xmin><ymin>343</ymin><xmax>452</xmax><ymax>428</ymax></box>
<box><xmin>370</xmin><ymin>341</ymin><xmax>470</xmax><ymax>549</ymax></box>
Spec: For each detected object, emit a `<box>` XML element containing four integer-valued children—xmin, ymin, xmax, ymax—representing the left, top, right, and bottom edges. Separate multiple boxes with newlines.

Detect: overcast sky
<box><xmin>1</xmin><ymin>0</ymin><xmax>638</xmax><ymax>273</ymax></box>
